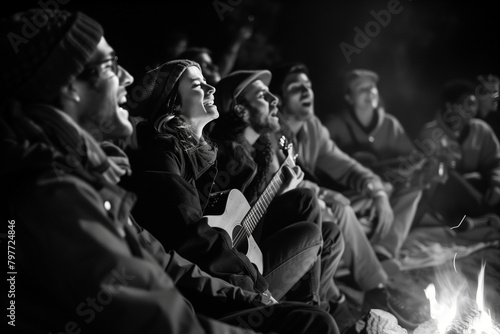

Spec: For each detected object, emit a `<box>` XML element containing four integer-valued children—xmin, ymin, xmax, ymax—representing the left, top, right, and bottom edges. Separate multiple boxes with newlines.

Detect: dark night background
<box><xmin>6</xmin><ymin>0</ymin><xmax>500</xmax><ymax>138</ymax></box>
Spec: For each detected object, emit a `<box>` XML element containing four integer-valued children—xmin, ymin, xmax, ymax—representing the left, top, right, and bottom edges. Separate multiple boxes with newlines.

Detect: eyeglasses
<box><xmin>453</xmin><ymin>95</ymin><xmax>479</xmax><ymax>116</ymax></box>
<box><xmin>78</xmin><ymin>56</ymin><xmax>119</xmax><ymax>79</ymax></box>
<box><xmin>460</xmin><ymin>95</ymin><xmax>479</xmax><ymax>113</ymax></box>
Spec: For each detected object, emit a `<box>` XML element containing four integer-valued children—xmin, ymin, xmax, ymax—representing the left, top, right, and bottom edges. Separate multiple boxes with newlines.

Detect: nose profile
<box><xmin>203</xmin><ymin>82</ymin><xmax>216</xmax><ymax>95</ymax></box>
<box><xmin>268</xmin><ymin>92</ymin><xmax>279</xmax><ymax>106</ymax></box>
<box><xmin>118</xmin><ymin>65</ymin><xmax>134</xmax><ymax>87</ymax></box>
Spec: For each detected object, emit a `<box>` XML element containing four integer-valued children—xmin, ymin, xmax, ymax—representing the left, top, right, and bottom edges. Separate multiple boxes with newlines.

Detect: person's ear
<box><xmin>344</xmin><ymin>93</ymin><xmax>352</xmax><ymax>105</ymax></box>
<box><xmin>234</xmin><ymin>104</ymin><xmax>248</xmax><ymax>118</ymax></box>
<box><xmin>60</xmin><ymin>81</ymin><xmax>81</xmax><ymax>104</ymax></box>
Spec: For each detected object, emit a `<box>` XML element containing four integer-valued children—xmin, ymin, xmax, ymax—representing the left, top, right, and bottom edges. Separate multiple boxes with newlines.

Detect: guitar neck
<box><xmin>241</xmin><ymin>156</ymin><xmax>294</xmax><ymax>235</ymax></box>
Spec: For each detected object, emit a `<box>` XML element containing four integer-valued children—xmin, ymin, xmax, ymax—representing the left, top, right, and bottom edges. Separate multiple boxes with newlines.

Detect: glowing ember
<box><xmin>422</xmin><ymin>263</ymin><xmax>499</xmax><ymax>334</ymax></box>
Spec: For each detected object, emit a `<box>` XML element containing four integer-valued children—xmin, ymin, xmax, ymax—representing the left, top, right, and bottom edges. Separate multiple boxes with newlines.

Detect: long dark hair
<box><xmin>208</xmin><ymin>101</ymin><xmax>274</xmax><ymax>203</ymax></box>
<box><xmin>136</xmin><ymin>60</ymin><xmax>213</xmax><ymax>153</ymax></box>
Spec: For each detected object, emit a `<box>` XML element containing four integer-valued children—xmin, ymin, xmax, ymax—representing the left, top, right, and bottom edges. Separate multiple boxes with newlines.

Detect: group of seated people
<box><xmin>1</xmin><ymin>8</ymin><xmax>499</xmax><ymax>334</ymax></box>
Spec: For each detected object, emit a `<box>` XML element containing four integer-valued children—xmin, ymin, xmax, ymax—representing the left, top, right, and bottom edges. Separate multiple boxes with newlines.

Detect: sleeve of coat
<box><xmin>476</xmin><ymin>122</ymin><xmax>500</xmax><ymax>188</ymax></box>
<box><xmin>133</xmin><ymin>222</ymin><xmax>270</xmax><ymax>318</ymax></box>
<box><xmin>313</xmin><ymin>118</ymin><xmax>385</xmax><ymax>194</ymax></box>
<box><xmin>133</xmin><ymin>150</ymin><xmax>269</xmax><ymax>294</ymax></box>
<box><xmin>13</xmin><ymin>176</ymin><xmax>258</xmax><ymax>334</ymax></box>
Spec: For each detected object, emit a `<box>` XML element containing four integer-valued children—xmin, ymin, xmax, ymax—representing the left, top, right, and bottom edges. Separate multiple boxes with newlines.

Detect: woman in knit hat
<box><xmin>127</xmin><ymin>60</ymin><xmax>325</xmax><ymax>304</ymax></box>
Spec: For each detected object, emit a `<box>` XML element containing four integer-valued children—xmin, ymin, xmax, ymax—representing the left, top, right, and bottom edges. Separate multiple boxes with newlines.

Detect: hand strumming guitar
<box><xmin>280</xmin><ymin>165</ymin><xmax>304</xmax><ymax>194</ymax></box>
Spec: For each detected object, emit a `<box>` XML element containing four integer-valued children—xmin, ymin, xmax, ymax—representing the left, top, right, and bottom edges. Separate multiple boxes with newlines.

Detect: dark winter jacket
<box><xmin>126</xmin><ymin>122</ymin><xmax>269</xmax><ymax>294</ymax></box>
<box><xmin>0</xmin><ymin>102</ymin><xmax>267</xmax><ymax>334</ymax></box>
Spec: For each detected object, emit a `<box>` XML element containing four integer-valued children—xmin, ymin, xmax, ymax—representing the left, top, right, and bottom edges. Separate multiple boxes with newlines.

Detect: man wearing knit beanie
<box><xmin>0</xmin><ymin>8</ymin><xmax>133</xmax><ymax>140</ymax></box>
<box><xmin>0</xmin><ymin>9</ymin><xmax>338</xmax><ymax>334</ymax></box>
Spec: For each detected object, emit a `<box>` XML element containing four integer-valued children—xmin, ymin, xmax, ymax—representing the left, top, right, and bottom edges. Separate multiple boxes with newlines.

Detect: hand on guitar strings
<box><xmin>280</xmin><ymin>165</ymin><xmax>304</xmax><ymax>194</ymax></box>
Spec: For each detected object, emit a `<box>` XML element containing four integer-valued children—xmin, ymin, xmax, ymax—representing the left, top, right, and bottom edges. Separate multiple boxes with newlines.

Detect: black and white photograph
<box><xmin>2</xmin><ymin>1</ymin><xmax>500</xmax><ymax>333</ymax></box>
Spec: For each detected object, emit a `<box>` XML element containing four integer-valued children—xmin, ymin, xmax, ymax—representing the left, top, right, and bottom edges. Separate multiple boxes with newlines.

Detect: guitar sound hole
<box><xmin>232</xmin><ymin>225</ymin><xmax>249</xmax><ymax>254</ymax></box>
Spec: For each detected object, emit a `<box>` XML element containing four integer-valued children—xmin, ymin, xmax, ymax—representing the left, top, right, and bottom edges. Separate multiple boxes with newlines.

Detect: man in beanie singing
<box><xmin>0</xmin><ymin>9</ymin><xmax>338</xmax><ymax>334</ymax></box>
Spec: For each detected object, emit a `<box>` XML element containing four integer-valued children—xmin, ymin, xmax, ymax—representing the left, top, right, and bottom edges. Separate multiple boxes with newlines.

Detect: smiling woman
<box><xmin>176</xmin><ymin>65</ymin><xmax>219</xmax><ymax>135</ymax></box>
<box><xmin>125</xmin><ymin>59</ymin><xmax>278</xmax><ymax>296</ymax></box>
<box><xmin>124</xmin><ymin>61</ymin><xmax>328</xmax><ymax>314</ymax></box>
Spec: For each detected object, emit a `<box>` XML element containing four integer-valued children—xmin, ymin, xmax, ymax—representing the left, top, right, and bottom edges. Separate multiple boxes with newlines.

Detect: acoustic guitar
<box><xmin>204</xmin><ymin>137</ymin><xmax>296</xmax><ymax>273</ymax></box>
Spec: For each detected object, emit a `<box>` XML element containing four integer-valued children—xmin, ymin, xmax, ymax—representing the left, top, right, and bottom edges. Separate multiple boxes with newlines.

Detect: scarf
<box><xmin>1</xmin><ymin>100</ymin><xmax>129</xmax><ymax>184</ymax></box>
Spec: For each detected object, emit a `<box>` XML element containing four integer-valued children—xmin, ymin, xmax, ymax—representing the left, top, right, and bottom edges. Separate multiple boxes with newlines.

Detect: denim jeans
<box><xmin>371</xmin><ymin>187</ymin><xmax>422</xmax><ymax>258</ymax></box>
<box><xmin>333</xmin><ymin>203</ymin><xmax>389</xmax><ymax>291</ymax></box>
<box><xmin>257</xmin><ymin>188</ymin><xmax>344</xmax><ymax>308</ymax></box>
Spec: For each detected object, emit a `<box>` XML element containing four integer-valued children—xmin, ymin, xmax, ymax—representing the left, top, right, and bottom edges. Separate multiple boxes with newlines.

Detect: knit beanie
<box><xmin>133</xmin><ymin>59</ymin><xmax>200</xmax><ymax>124</ymax></box>
<box><xmin>269</xmin><ymin>62</ymin><xmax>309</xmax><ymax>100</ymax></box>
<box><xmin>0</xmin><ymin>9</ymin><xmax>103</xmax><ymax>103</ymax></box>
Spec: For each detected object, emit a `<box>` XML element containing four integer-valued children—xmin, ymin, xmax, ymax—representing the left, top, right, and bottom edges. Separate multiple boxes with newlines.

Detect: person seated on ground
<box><xmin>125</xmin><ymin>60</ymin><xmax>328</xmax><ymax>306</ymax></box>
<box><xmin>416</xmin><ymin>79</ymin><xmax>500</xmax><ymax>230</ymax></box>
<box><xmin>207</xmin><ymin>69</ymin><xmax>358</xmax><ymax>332</ymax></box>
<box><xmin>268</xmin><ymin>62</ymin><xmax>428</xmax><ymax>329</ymax></box>
<box><xmin>0</xmin><ymin>9</ymin><xmax>339</xmax><ymax>334</ymax></box>
<box><xmin>323</xmin><ymin>69</ymin><xmax>423</xmax><ymax>260</ymax></box>
<box><xmin>475</xmin><ymin>73</ymin><xmax>500</xmax><ymax>140</ymax></box>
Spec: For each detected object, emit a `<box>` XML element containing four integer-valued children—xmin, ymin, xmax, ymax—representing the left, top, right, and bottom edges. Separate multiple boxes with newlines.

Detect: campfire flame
<box><xmin>470</xmin><ymin>263</ymin><xmax>497</xmax><ymax>334</ymax></box>
<box><xmin>424</xmin><ymin>283</ymin><xmax>457</xmax><ymax>334</ymax></box>
<box><xmin>424</xmin><ymin>262</ymin><xmax>499</xmax><ymax>334</ymax></box>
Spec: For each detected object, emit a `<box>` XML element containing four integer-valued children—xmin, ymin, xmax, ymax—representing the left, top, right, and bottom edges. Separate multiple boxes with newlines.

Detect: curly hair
<box><xmin>208</xmin><ymin>96</ymin><xmax>249</xmax><ymax>142</ymax></box>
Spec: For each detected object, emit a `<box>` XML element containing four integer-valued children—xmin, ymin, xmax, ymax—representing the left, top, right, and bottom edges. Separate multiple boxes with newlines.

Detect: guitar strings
<box><xmin>232</xmin><ymin>170</ymin><xmax>287</xmax><ymax>247</ymax></box>
<box><xmin>232</xmin><ymin>141</ymin><xmax>293</xmax><ymax>248</ymax></box>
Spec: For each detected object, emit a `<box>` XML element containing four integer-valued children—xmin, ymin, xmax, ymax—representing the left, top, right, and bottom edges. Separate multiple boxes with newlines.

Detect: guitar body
<box><xmin>203</xmin><ymin>137</ymin><xmax>297</xmax><ymax>275</ymax></box>
<box><xmin>204</xmin><ymin>189</ymin><xmax>264</xmax><ymax>273</ymax></box>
